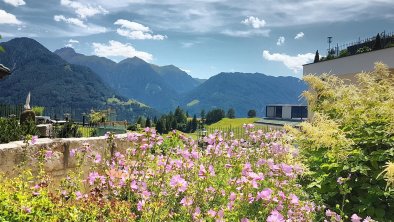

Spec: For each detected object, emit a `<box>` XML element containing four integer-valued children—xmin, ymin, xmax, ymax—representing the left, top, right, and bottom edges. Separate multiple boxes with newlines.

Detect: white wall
<box><xmin>303</xmin><ymin>47</ymin><xmax>394</xmax><ymax>76</ymax></box>
<box><xmin>282</xmin><ymin>106</ymin><xmax>292</xmax><ymax>119</ymax></box>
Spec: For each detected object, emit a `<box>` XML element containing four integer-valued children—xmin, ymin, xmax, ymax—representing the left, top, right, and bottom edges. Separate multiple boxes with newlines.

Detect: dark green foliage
<box><xmin>373</xmin><ymin>33</ymin><xmax>382</xmax><ymax>50</ymax></box>
<box><xmin>313</xmin><ymin>50</ymin><xmax>319</xmax><ymax>63</ymax></box>
<box><xmin>0</xmin><ymin>117</ymin><xmax>37</xmax><ymax>143</ymax></box>
<box><xmin>339</xmin><ymin>49</ymin><xmax>349</xmax><ymax>58</ymax></box>
<box><xmin>200</xmin><ymin>110</ymin><xmax>205</xmax><ymax>123</ymax></box>
<box><xmin>155</xmin><ymin>119</ymin><xmax>164</xmax><ymax>134</ymax></box>
<box><xmin>54</xmin><ymin>121</ymin><xmax>81</xmax><ymax>138</ymax></box>
<box><xmin>227</xmin><ymin>108</ymin><xmax>235</xmax><ymax>119</ymax></box>
<box><xmin>155</xmin><ymin>107</ymin><xmax>197</xmax><ymax>134</ymax></box>
<box><xmin>205</xmin><ymin>108</ymin><xmax>225</xmax><ymax>125</ymax></box>
<box><xmin>182</xmin><ymin>72</ymin><xmax>307</xmax><ymax>117</ymax></box>
<box><xmin>247</xmin><ymin>109</ymin><xmax>256</xmax><ymax>118</ymax></box>
<box><xmin>191</xmin><ymin>115</ymin><xmax>198</xmax><ymax>132</ymax></box>
<box><xmin>20</xmin><ymin>110</ymin><xmax>35</xmax><ymax>125</ymax></box>
<box><xmin>145</xmin><ymin>117</ymin><xmax>151</xmax><ymax>128</ymax></box>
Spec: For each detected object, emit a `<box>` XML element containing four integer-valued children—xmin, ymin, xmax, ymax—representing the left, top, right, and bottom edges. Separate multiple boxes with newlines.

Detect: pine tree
<box><xmin>313</xmin><ymin>50</ymin><xmax>320</xmax><ymax>63</ymax></box>
<box><xmin>191</xmin><ymin>114</ymin><xmax>198</xmax><ymax>132</ymax></box>
<box><xmin>145</xmin><ymin>117</ymin><xmax>151</xmax><ymax>128</ymax></box>
<box><xmin>156</xmin><ymin>119</ymin><xmax>164</xmax><ymax>134</ymax></box>
<box><xmin>373</xmin><ymin>33</ymin><xmax>382</xmax><ymax>50</ymax></box>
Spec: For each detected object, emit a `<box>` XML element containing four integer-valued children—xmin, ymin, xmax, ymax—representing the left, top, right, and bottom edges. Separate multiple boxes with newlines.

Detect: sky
<box><xmin>0</xmin><ymin>0</ymin><xmax>393</xmax><ymax>79</ymax></box>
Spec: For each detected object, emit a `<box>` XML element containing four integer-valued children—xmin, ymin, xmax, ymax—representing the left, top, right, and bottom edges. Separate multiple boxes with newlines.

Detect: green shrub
<box><xmin>32</xmin><ymin>106</ymin><xmax>45</xmax><ymax>116</ymax></box>
<box><xmin>289</xmin><ymin>63</ymin><xmax>394</xmax><ymax>221</ymax></box>
<box><xmin>0</xmin><ymin>117</ymin><xmax>37</xmax><ymax>143</ymax></box>
<box><xmin>356</xmin><ymin>46</ymin><xmax>372</xmax><ymax>54</ymax></box>
<box><xmin>339</xmin><ymin>49</ymin><xmax>349</xmax><ymax>57</ymax></box>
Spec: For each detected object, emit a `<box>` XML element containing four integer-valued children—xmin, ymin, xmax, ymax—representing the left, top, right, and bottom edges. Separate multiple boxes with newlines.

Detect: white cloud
<box><xmin>276</xmin><ymin>36</ymin><xmax>285</xmax><ymax>46</ymax></box>
<box><xmin>222</xmin><ymin>29</ymin><xmax>270</xmax><ymax>37</ymax></box>
<box><xmin>114</xmin><ymin>19</ymin><xmax>167</xmax><ymax>40</ymax></box>
<box><xmin>180</xmin><ymin>68</ymin><xmax>191</xmax><ymax>73</ymax></box>
<box><xmin>65</xmin><ymin>39</ymin><xmax>79</xmax><ymax>47</ymax></box>
<box><xmin>0</xmin><ymin>9</ymin><xmax>22</xmax><ymax>25</ymax></box>
<box><xmin>262</xmin><ymin>50</ymin><xmax>314</xmax><ymax>73</ymax></box>
<box><xmin>92</xmin><ymin>40</ymin><xmax>153</xmax><ymax>62</ymax></box>
<box><xmin>54</xmin><ymin>15</ymin><xmax>86</xmax><ymax>28</ymax></box>
<box><xmin>60</xmin><ymin>0</ymin><xmax>108</xmax><ymax>19</ymax></box>
<box><xmin>294</xmin><ymin>32</ymin><xmax>304</xmax><ymax>39</ymax></box>
<box><xmin>54</xmin><ymin>15</ymin><xmax>107</xmax><ymax>34</ymax></box>
<box><xmin>241</xmin><ymin>16</ymin><xmax>266</xmax><ymax>29</ymax></box>
<box><xmin>3</xmin><ymin>0</ymin><xmax>25</xmax><ymax>7</ymax></box>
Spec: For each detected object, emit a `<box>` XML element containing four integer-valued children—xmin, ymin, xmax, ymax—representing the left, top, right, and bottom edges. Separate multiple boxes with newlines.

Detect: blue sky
<box><xmin>0</xmin><ymin>0</ymin><xmax>393</xmax><ymax>79</ymax></box>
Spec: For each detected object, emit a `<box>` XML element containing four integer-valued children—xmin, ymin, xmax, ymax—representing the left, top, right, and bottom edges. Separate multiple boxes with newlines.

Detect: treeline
<box><xmin>155</xmin><ymin>107</ymin><xmax>198</xmax><ymax>134</ymax></box>
<box><xmin>131</xmin><ymin>107</ymin><xmax>256</xmax><ymax>134</ymax></box>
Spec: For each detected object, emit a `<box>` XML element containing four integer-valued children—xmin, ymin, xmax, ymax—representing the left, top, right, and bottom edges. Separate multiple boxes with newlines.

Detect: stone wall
<box><xmin>0</xmin><ymin>134</ymin><xmax>129</xmax><ymax>178</ymax></box>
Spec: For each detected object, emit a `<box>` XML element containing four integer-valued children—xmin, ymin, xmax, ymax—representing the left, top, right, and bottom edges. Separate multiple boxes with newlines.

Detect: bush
<box><xmin>0</xmin><ymin>117</ymin><xmax>37</xmax><ymax>143</ymax></box>
<box><xmin>356</xmin><ymin>46</ymin><xmax>372</xmax><ymax>54</ymax></box>
<box><xmin>289</xmin><ymin>63</ymin><xmax>394</xmax><ymax>221</ymax></box>
<box><xmin>339</xmin><ymin>49</ymin><xmax>349</xmax><ymax>57</ymax></box>
<box><xmin>247</xmin><ymin>109</ymin><xmax>256</xmax><ymax>118</ymax></box>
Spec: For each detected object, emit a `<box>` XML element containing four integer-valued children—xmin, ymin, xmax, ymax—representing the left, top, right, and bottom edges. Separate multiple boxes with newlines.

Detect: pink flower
<box><xmin>289</xmin><ymin>193</ymin><xmax>299</xmax><ymax>205</ymax></box>
<box><xmin>266</xmin><ymin>210</ymin><xmax>285</xmax><ymax>222</ymax></box>
<box><xmin>45</xmin><ymin>150</ymin><xmax>53</xmax><ymax>159</ymax></box>
<box><xmin>257</xmin><ymin>188</ymin><xmax>273</xmax><ymax>201</ymax></box>
<box><xmin>22</xmin><ymin>206</ymin><xmax>31</xmax><ymax>213</ymax></box>
<box><xmin>141</xmin><ymin>190</ymin><xmax>151</xmax><ymax>200</ymax></box>
<box><xmin>198</xmin><ymin>164</ymin><xmax>207</xmax><ymax>178</ymax></box>
<box><xmin>93</xmin><ymin>153</ymin><xmax>101</xmax><ymax>163</ymax></box>
<box><xmin>207</xmin><ymin>209</ymin><xmax>216</xmax><ymax>217</ymax></box>
<box><xmin>88</xmin><ymin>171</ymin><xmax>105</xmax><ymax>185</ymax></box>
<box><xmin>209</xmin><ymin>165</ymin><xmax>216</xmax><ymax>176</ymax></box>
<box><xmin>193</xmin><ymin>207</ymin><xmax>201</xmax><ymax>220</ymax></box>
<box><xmin>180</xmin><ymin>196</ymin><xmax>193</xmax><ymax>206</ymax></box>
<box><xmin>241</xmin><ymin>218</ymin><xmax>249</xmax><ymax>222</ymax></box>
<box><xmin>31</xmin><ymin>135</ymin><xmax>38</xmax><ymax>145</ymax></box>
<box><xmin>137</xmin><ymin>200</ymin><xmax>145</xmax><ymax>211</ymax></box>
<box><xmin>75</xmin><ymin>191</ymin><xmax>83</xmax><ymax>200</ymax></box>
<box><xmin>170</xmin><ymin>175</ymin><xmax>188</xmax><ymax>192</ymax></box>
<box><xmin>70</xmin><ymin>149</ymin><xmax>77</xmax><ymax>157</ymax></box>
<box><xmin>229</xmin><ymin>192</ymin><xmax>237</xmax><ymax>201</ymax></box>
<box><xmin>351</xmin><ymin>214</ymin><xmax>362</xmax><ymax>222</ymax></box>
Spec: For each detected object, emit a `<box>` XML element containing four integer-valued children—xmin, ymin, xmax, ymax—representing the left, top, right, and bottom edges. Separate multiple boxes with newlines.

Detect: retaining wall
<box><xmin>0</xmin><ymin>134</ymin><xmax>129</xmax><ymax>178</ymax></box>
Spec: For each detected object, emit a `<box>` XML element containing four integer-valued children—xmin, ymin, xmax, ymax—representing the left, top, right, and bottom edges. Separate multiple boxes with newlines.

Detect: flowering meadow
<box><xmin>0</xmin><ymin>126</ymin><xmax>376</xmax><ymax>221</ymax></box>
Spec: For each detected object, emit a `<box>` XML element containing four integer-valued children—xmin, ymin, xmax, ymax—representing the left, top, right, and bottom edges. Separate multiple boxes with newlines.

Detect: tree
<box><xmin>373</xmin><ymin>33</ymin><xmax>382</xmax><ymax>50</ymax></box>
<box><xmin>174</xmin><ymin>106</ymin><xmax>187</xmax><ymax>126</ymax></box>
<box><xmin>313</xmin><ymin>50</ymin><xmax>319</xmax><ymax>63</ymax></box>
<box><xmin>156</xmin><ymin>119</ymin><xmax>164</xmax><ymax>134</ymax></box>
<box><xmin>247</xmin><ymin>109</ymin><xmax>256</xmax><ymax>118</ymax></box>
<box><xmin>145</xmin><ymin>117</ymin><xmax>151</xmax><ymax>128</ymax></box>
<box><xmin>206</xmin><ymin>108</ymin><xmax>225</xmax><ymax>125</ymax></box>
<box><xmin>227</xmin><ymin>108</ymin><xmax>235</xmax><ymax>119</ymax></box>
<box><xmin>200</xmin><ymin>109</ymin><xmax>206</xmax><ymax>122</ymax></box>
<box><xmin>191</xmin><ymin>114</ymin><xmax>198</xmax><ymax>132</ymax></box>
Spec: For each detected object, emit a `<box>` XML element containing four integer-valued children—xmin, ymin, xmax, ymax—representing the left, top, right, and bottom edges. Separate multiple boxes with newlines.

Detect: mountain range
<box><xmin>0</xmin><ymin>38</ymin><xmax>158</xmax><ymax>121</ymax></box>
<box><xmin>0</xmin><ymin>37</ymin><xmax>307</xmax><ymax>120</ymax></box>
<box><xmin>55</xmin><ymin>47</ymin><xmax>307</xmax><ymax>117</ymax></box>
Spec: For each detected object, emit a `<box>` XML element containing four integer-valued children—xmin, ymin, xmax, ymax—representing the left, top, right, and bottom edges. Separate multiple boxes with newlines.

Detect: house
<box><xmin>303</xmin><ymin>32</ymin><xmax>394</xmax><ymax>80</ymax></box>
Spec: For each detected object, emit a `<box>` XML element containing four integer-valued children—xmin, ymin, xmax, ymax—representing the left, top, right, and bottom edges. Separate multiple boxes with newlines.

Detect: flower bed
<box><xmin>0</xmin><ymin>127</ymin><xmax>374</xmax><ymax>221</ymax></box>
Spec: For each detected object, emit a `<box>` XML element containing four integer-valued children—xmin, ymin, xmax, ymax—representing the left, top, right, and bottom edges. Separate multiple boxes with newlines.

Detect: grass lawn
<box><xmin>206</xmin><ymin>117</ymin><xmax>260</xmax><ymax>129</ymax></box>
<box><xmin>187</xmin><ymin>117</ymin><xmax>263</xmax><ymax>140</ymax></box>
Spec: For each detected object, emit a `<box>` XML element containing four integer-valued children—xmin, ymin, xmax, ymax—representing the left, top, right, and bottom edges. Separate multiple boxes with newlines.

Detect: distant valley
<box><xmin>0</xmin><ymin>37</ymin><xmax>307</xmax><ymax>120</ymax></box>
